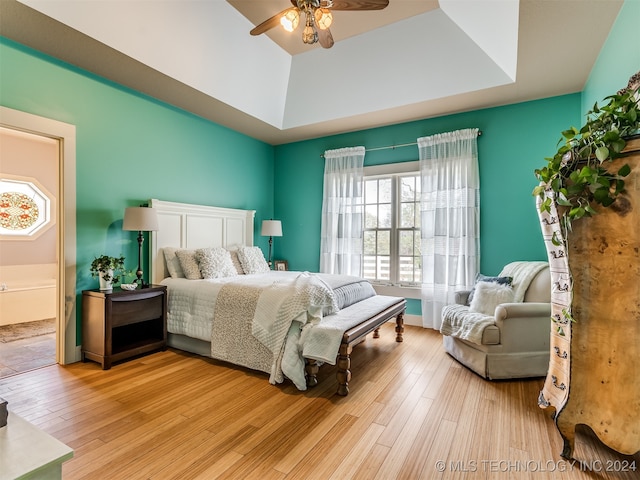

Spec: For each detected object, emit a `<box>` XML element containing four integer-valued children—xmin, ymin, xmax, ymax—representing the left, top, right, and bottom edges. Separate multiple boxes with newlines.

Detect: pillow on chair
<box><xmin>469</xmin><ymin>281</ymin><xmax>514</xmax><ymax>316</ymax></box>
<box><xmin>467</xmin><ymin>274</ymin><xmax>513</xmax><ymax>305</ymax></box>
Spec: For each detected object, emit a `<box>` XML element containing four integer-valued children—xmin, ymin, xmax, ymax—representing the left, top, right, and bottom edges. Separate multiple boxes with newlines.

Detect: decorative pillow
<box><xmin>237</xmin><ymin>246</ymin><xmax>270</xmax><ymax>274</ymax></box>
<box><xmin>163</xmin><ymin>247</ymin><xmax>185</xmax><ymax>278</ymax></box>
<box><xmin>467</xmin><ymin>274</ymin><xmax>513</xmax><ymax>305</ymax></box>
<box><xmin>175</xmin><ymin>249</ymin><xmax>202</xmax><ymax>280</ymax></box>
<box><xmin>196</xmin><ymin>247</ymin><xmax>237</xmax><ymax>279</ymax></box>
<box><xmin>469</xmin><ymin>281</ymin><xmax>515</xmax><ymax>316</ymax></box>
<box><xmin>227</xmin><ymin>249</ymin><xmax>245</xmax><ymax>275</ymax></box>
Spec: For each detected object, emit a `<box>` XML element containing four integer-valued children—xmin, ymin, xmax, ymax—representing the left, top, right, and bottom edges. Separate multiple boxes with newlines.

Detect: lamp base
<box><xmin>134</xmin><ymin>231</ymin><xmax>150</xmax><ymax>288</ymax></box>
<box><xmin>134</xmin><ymin>270</ymin><xmax>149</xmax><ymax>288</ymax></box>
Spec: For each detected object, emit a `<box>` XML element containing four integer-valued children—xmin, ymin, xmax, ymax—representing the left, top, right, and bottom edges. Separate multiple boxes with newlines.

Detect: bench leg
<box><xmin>336</xmin><ymin>343</ymin><xmax>353</xmax><ymax>396</ymax></box>
<box><xmin>395</xmin><ymin>312</ymin><xmax>405</xmax><ymax>343</ymax></box>
<box><xmin>305</xmin><ymin>359</ymin><xmax>319</xmax><ymax>388</ymax></box>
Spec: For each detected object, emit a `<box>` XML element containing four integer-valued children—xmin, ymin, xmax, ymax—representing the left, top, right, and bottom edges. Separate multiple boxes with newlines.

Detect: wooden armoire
<box><xmin>537</xmin><ymin>136</ymin><xmax>640</xmax><ymax>459</ymax></box>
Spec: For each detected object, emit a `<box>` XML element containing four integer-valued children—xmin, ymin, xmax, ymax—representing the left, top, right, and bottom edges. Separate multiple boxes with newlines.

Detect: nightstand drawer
<box><xmin>111</xmin><ymin>295</ymin><xmax>163</xmax><ymax>327</ymax></box>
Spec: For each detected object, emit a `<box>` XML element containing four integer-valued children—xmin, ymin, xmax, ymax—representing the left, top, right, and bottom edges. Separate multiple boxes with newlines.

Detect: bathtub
<box><xmin>0</xmin><ymin>264</ymin><xmax>57</xmax><ymax>326</ymax></box>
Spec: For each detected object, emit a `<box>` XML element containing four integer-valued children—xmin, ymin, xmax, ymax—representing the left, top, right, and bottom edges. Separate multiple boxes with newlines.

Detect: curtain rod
<box><xmin>320</xmin><ymin>130</ymin><xmax>482</xmax><ymax>157</ymax></box>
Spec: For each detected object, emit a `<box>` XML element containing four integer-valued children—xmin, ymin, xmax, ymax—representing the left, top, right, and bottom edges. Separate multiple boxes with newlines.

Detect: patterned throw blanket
<box><xmin>211</xmin><ymin>272</ymin><xmax>338</xmax><ymax>390</ymax></box>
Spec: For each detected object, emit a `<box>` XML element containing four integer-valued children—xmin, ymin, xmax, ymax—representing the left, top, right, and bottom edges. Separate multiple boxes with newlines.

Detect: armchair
<box><xmin>440</xmin><ymin>261</ymin><xmax>551</xmax><ymax>379</ymax></box>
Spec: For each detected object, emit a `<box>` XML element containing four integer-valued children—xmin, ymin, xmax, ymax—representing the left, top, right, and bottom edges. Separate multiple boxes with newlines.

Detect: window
<box><xmin>363</xmin><ymin>171</ymin><xmax>421</xmax><ymax>285</ymax></box>
<box><xmin>0</xmin><ymin>177</ymin><xmax>53</xmax><ymax>238</ymax></box>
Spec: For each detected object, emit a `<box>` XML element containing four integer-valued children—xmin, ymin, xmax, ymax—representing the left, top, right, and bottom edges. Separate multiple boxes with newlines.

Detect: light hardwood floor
<box><xmin>1</xmin><ymin>324</ymin><xmax>638</xmax><ymax>479</ymax></box>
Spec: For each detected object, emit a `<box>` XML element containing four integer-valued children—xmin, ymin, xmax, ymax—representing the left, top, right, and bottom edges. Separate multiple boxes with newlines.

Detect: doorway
<box><xmin>0</xmin><ymin>106</ymin><xmax>78</xmax><ymax>374</ymax></box>
<box><xmin>0</xmin><ymin>128</ymin><xmax>58</xmax><ymax>377</ymax></box>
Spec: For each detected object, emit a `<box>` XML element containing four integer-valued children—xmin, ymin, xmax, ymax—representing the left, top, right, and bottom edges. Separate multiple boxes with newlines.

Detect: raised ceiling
<box><xmin>1</xmin><ymin>1</ymin><xmax>625</xmax><ymax>145</ymax></box>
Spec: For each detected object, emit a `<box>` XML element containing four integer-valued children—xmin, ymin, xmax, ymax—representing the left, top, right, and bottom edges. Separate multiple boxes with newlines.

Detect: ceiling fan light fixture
<box><xmin>314</xmin><ymin>8</ymin><xmax>333</xmax><ymax>30</ymax></box>
<box><xmin>280</xmin><ymin>9</ymin><xmax>300</xmax><ymax>32</ymax></box>
<box><xmin>302</xmin><ymin>23</ymin><xmax>317</xmax><ymax>44</ymax></box>
<box><xmin>302</xmin><ymin>11</ymin><xmax>318</xmax><ymax>44</ymax></box>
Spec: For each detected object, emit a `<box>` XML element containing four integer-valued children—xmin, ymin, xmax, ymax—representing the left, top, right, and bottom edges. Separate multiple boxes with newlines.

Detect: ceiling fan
<box><xmin>250</xmin><ymin>0</ymin><xmax>389</xmax><ymax>49</ymax></box>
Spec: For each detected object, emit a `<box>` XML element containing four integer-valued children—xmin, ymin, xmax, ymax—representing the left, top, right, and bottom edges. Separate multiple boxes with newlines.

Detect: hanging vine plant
<box><xmin>533</xmin><ymin>72</ymin><xmax>640</xmax><ymax>232</ymax></box>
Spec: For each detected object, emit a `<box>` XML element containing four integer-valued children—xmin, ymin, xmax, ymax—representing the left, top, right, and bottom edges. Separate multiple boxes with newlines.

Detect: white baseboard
<box><xmin>403</xmin><ymin>314</ymin><xmax>422</xmax><ymax>327</ymax></box>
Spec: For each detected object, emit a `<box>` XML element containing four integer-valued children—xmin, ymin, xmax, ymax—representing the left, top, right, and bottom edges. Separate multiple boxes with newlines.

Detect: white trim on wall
<box><xmin>0</xmin><ymin>106</ymin><xmax>79</xmax><ymax>364</ymax></box>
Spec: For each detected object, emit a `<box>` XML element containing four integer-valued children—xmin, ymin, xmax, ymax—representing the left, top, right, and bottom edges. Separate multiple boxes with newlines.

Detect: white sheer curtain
<box><xmin>419</xmin><ymin>128</ymin><xmax>480</xmax><ymax>330</ymax></box>
<box><xmin>320</xmin><ymin>146</ymin><xmax>365</xmax><ymax>275</ymax></box>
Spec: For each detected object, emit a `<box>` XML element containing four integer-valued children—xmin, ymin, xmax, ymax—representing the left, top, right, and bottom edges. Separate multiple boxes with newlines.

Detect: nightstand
<box><xmin>81</xmin><ymin>285</ymin><xmax>167</xmax><ymax>369</ymax></box>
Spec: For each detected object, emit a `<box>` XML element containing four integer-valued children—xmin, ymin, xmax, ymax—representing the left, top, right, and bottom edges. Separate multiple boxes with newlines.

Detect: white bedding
<box><xmin>161</xmin><ymin>271</ymin><xmax>375</xmax><ymax>390</ymax></box>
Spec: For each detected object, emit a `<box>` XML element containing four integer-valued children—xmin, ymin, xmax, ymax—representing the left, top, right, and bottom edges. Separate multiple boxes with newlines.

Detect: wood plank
<box><xmin>0</xmin><ymin>324</ymin><xmax>638</xmax><ymax>480</ymax></box>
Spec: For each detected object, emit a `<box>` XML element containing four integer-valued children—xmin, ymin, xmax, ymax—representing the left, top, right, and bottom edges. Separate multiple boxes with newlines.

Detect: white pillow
<box><xmin>237</xmin><ymin>246</ymin><xmax>270</xmax><ymax>274</ymax></box>
<box><xmin>163</xmin><ymin>247</ymin><xmax>185</xmax><ymax>278</ymax></box>
<box><xmin>469</xmin><ymin>281</ymin><xmax>514</xmax><ymax>316</ymax></box>
<box><xmin>227</xmin><ymin>249</ymin><xmax>245</xmax><ymax>275</ymax></box>
<box><xmin>196</xmin><ymin>247</ymin><xmax>237</xmax><ymax>279</ymax></box>
<box><xmin>175</xmin><ymin>249</ymin><xmax>202</xmax><ymax>280</ymax></box>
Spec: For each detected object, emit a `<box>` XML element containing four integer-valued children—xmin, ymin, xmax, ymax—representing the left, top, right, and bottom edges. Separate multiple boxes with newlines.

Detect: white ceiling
<box><xmin>1</xmin><ymin>0</ymin><xmax>624</xmax><ymax>145</ymax></box>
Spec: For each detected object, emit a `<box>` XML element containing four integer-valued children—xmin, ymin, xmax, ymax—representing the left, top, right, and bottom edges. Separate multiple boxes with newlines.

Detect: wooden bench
<box><xmin>305</xmin><ymin>296</ymin><xmax>406</xmax><ymax>396</ymax></box>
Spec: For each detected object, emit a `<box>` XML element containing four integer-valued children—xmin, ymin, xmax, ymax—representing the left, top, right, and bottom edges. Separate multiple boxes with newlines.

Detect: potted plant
<box><xmin>90</xmin><ymin>255</ymin><xmax>126</xmax><ymax>290</ymax></box>
<box><xmin>533</xmin><ymin>74</ymin><xmax>640</xmax><ymax>231</ymax></box>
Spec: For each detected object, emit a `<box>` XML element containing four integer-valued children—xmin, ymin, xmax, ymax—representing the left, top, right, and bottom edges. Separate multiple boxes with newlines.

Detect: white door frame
<box><xmin>0</xmin><ymin>106</ymin><xmax>79</xmax><ymax>364</ymax></box>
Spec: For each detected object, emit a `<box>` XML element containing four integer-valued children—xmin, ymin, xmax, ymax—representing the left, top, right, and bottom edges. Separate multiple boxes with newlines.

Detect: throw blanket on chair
<box><xmin>440</xmin><ymin>305</ymin><xmax>494</xmax><ymax>344</ymax></box>
<box><xmin>440</xmin><ymin>261</ymin><xmax>548</xmax><ymax>344</ymax></box>
<box><xmin>499</xmin><ymin>261</ymin><xmax>548</xmax><ymax>302</ymax></box>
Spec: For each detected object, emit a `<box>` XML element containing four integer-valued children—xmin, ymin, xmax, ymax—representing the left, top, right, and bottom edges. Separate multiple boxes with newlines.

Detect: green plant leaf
<box><xmin>618</xmin><ymin>164</ymin><xmax>631</xmax><ymax>177</ymax></box>
<box><xmin>593</xmin><ymin>187</ymin><xmax>611</xmax><ymax>203</ymax></box>
<box><xmin>532</xmin><ymin>185</ymin><xmax>545</xmax><ymax>196</ymax></box>
<box><xmin>569</xmin><ymin>206</ymin><xmax>586</xmax><ymax>219</ymax></box>
<box><xmin>601</xmin><ymin>195</ymin><xmax>615</xmax><ymax>207</ymax></box>
<box><xmin>603</xmin><ymin>130</ymin><xmax>620</xmax><ymax>143</ymax></box>
<box><xmin>595</xmin><ymin>146</ymin><xmax>610</xmax><ymax>161</ymax></box>
<box><xmin>611</xmin><ymin>138</ymin><xmax>627</xmax><ymax>153</ymax></box>
<box><xmin>562</xmin><ymin>128</ymin><xmax>578</xmax><ymax>139</ymax></box>
<box><xmin>584</xmin><ymin>205</ymin><xmax>598</xmax><ymax>216</ymax></box>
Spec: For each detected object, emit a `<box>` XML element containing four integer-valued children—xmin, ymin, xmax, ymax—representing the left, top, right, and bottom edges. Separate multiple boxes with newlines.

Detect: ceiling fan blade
<box><xmin>329</xmin><ymin>0</ymin><xmax>389</xmax><ymax>11</ymax></box>
<box><xmin>250</xmin><ymin>7</ymin><xmax>297</xmax><ymax>36</ymax></box>
<box><xmin>318</xmin><ymin>27</ymin><xmax>334</xmax><ymax>49</ymax></box>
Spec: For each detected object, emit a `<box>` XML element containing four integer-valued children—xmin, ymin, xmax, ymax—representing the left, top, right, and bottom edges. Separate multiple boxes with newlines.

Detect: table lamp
<box><xmin>261</xmin><ymin>219</ymin><xmax>282</xmax><ymax>269</ymax></box>
<box><xmin>123</xmin><ymin>206</ymin><xmax>158</xmax><ymax>287</ymax></box>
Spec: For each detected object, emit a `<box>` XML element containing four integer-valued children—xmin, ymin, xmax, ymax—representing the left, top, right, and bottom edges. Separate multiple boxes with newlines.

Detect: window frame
<box><xmin>362</xmin><ymin>161</ymin><xmax>421</xmax><ymax>293</ymax></box>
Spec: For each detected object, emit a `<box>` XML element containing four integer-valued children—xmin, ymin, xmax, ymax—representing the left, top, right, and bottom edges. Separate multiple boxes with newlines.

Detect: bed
<box><xmin>149</xmin><ymin>199</ymin><xmax>406</xmax><ymax>396</ymax></box>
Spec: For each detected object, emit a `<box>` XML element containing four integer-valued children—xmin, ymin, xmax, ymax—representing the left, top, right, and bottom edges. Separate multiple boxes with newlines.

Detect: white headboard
<box><xmin>149</xmin><ymin>199</ymin><xmax>255</xmax><ymax>284</ymax></box>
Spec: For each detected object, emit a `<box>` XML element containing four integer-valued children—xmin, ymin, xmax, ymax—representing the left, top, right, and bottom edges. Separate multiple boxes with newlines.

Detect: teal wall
<box><xmin>582</xmin><ymin>0</ymin><xmax>640</xmax><ymax>117</ymax></box>
<box><xmin>0</xmin><ymin>38</ymin><xmax>276</xmax><ymax>343</ymax></box>
<box><xmin>1</xmin><ymin>0</ymin><xmax>634</xmax><ymax>338</ymax></box>
<box><xmin>274</xmin><ymin>95</ymin><xmax>581</xmax><ymax>276</ymax></box>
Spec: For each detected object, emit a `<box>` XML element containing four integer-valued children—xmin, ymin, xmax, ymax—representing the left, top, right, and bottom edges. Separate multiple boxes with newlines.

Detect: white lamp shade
<box><xmin>123</xmin><ymin>207</ymin><xmax>159</xmax><ymax>232</ymax></box>
<box><xmin>261</xmin><ymin>220</ymin><xmax>282</xmax><ymax>237</ymax></box>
